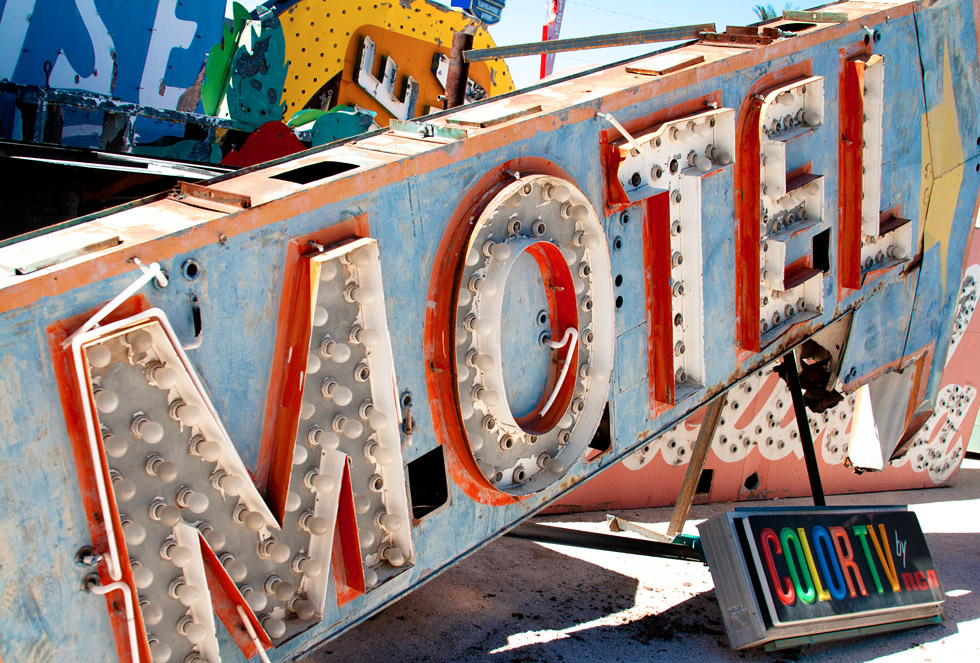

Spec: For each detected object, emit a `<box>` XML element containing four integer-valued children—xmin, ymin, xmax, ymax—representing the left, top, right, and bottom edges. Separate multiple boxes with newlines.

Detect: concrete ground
<box><xmin>303</xmin><ymin>459</ymin><xmax>980</xmax><ymax>663</ymax></box>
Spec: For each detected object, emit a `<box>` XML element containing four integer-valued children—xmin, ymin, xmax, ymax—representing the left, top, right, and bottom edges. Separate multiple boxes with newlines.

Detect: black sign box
<box><xmin>699</xmin><ymin>506</ymin><xmax>944</xmax><ymax>649</ymax></box>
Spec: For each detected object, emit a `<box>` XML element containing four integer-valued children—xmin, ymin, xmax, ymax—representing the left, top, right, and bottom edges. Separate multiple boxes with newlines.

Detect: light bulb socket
<box><xmin>263</xmin><ymin>575</ymin><xmax>281</xmax><ymax>594</ymax></box>
<box><xmin>188</xmin><ymin>434</ymin><xmax>205</xmax><ymax>456</ymax></box>
<box><xmin>131</xmin><ymin>415</ymin><xmax>149</xmax><ymax>438</ymax></box>
<box><xmin>232</xmin><ymin>502</ymin><xmax>249</xmax><ymax>525</ymax></box>
<box><xmin>291</xmin><ymin>555</ymin><xmax>309</xmax><ymax>575</ymax></box>
<box><xmin>148</xmin><ymin>499</ymin><xmax>167</xmax><ymax>520</ymax></box>
<box><xmin>167</xmin><ymin>577</ymin><xmax>186</xmax><ymax>600</ymax></box>
<box><xmin>145</xmin><ymin>454</ymin><xmax>163</xmax><ymax>475</ymax></box>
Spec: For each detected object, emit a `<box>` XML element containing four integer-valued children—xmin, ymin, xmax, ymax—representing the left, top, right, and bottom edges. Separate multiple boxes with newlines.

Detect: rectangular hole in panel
<box><xmin>271</xmin><ymin>161</ymin><xmax>359</xmax><ymax>184</ymax></box>
<box><xmin>585</xmin><ymin>405</ymin><xmax>612</xmax><ymax>461</ymax></box>
<box><xmin>407</xmin><ymin>446</ymin><xmax>449</xmax><ymax>521</ymax></box>
<box><xmin>813</xmin><ymin>228</ymin><xmax>831</xmax><ymax>272</ymax></box>
<box><xmin>778</xmin><ymin>22</ymin><xmax>817</xmax><ymax>32</ymax></box>
<box><xmin>696</xmin><ymin>468</ymin><xmax>714</xmax><ymax>494</ymax></box>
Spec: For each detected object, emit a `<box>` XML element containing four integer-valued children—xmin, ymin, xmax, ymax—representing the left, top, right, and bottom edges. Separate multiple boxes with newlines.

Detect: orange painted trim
<box><xmin>879</xmin><ymin>204</ymin><xmax>903</xmax><ymax>224</ymax></box>
<box><xmin>423</xmin><ymin>157</ymin><xmax>576</xmax><ymax>507</ymax></box>
<box><xmin>47</xmin><ymin>296</ymin><xmax>152</xmax><ymax>663</ymax></box>
<box><xmin>512</xmin><ymin>242</ymin><xmax>579</xmax><ymax>433</ymax></box>
<box><xmin>259</xmin><ymin>215</ymin><xmax>371</xmax><ymax>519</ymax></box>
<box><xmin>786</xmin><ymin>162</ymin><xmax>813</xmax><ymax>182</ymax></box>
<box><xmin>842</xmin><ymin>343</ymin><xmax>935</xmax><ymax>394</ymax></box>
<box><xmin>332</xmin><ymin>459</ymin><xmax>367</xmax><ymax>606</ymax></box>
<box><xmin>600</xmin><ymin>141</ymin><xmax>629</xmax><ymax>214</ymax></box>
<box><xmin>860</xmin><ymin>259</ymin><xmax>905</xmax><ymax>286</ymax></box>
<box><xmin>644</xmin><ymin>192</ymin><xmax>675</xmax><ymax>408</ymax></box>
<box><xmin>839</xmin><ymin>55</ymin><xmax>868</xmax><ymax>291</ymax></box>
<box><xmin>903</xmin><ymin>352</ymin><xmax>932</xmax><ymax>434</ymax></box>
<box><xmin>734</xmin><ymin>62</ymin><xmax>813</xmax><ymax>362</ymax></box>
<box><xmin>735</xmin><ymin>96</ymin><xmax>764</xmax><ymax>359</ymax></box>
<box><xmin>785</xmin><ymin>254</ymin><xmax>815</xmax><ymax>281</ymax></box>
<box><xmin>200</xmin><ymin>534</ymin><xmax>271</xmax><ymax>656</ymax></box>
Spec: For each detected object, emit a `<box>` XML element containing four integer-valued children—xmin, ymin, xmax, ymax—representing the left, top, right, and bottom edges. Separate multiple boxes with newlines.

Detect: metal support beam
<box><xmin>665</xmin><ymin>391</ymin><xmax>727</xmax><ymax>539</ymax></box>
<box><xmin>446</xmin><ymin>31</ymin><xmax>474</xmax><ymax>109</ymax></box>
<box><xmin>506</xmin><ymin>522</ymin><xmax>705</xmax><ymax>563</ymax></box>
<box><xmin>783</xmin><ymin>10</ymin><xmax>847</xmax><ymax>24</ymax></box>
<box><xmin>777</xmin><ymin>351</ymin><xmax>827</xmax><ymax>506</ymax></box>
<box><xmin>607</xmin><ymin>514</ymin><xmax>670</xmax><ymax>542</ymax></box>
<box><xmin>463</xmin><ymin>24</ymin><xmax>715</xmax><ymax>63</ymax></box>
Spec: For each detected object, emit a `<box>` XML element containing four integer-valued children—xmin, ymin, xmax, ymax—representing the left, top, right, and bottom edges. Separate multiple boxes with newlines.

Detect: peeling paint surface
<box><xmin>0</xmin><ymin>2</ymin><xmax>979</xmax><ymax>662</ymax></box>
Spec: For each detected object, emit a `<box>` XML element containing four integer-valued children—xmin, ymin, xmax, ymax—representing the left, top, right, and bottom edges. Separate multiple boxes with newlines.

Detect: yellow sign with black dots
<box><xmin>279</xmin><ymin>0</ymin><xmax>514</xmax><ymax>125</ymax></box>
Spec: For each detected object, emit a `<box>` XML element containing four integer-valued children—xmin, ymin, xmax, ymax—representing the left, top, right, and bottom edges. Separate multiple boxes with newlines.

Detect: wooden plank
<box><xmin>627</xmin><ymin>53</ymin><xmax>705</xmax><ymax>76</ymax></box>
<box><xmin>666</xmin><ymin>391</ymin><xmax>727</xmax><ymax>538</ymax></box>
<box><xmin>0</xmin><ymin>230</ymin><xmax>120</xmax><ymax>275</ymax></box>
<box><xmin>783</xmin><ymin>10</ymin><xmax>847</xmax><ymax>24</ymax></box>
<box><xmin>445</xmin><ymin>104</ymin><xmax>543</xmax><ymax>128</ymax></box>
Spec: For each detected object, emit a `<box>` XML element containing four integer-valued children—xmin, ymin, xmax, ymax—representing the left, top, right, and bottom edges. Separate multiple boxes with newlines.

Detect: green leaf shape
<box><xmin>201</xmin><ymin>1</ymin><xmax>250</xmax><ymax>116</ymax></box>
<box><xmin>225</xmin><ymin>7</ymin><xmax>289</xmax><ymax>125</ymax></box>
<box><xmin>311</xmin><ymin>108</ymin><xmax>377</xmax><ymax>146</ymax></box>
<box><xmin>286</xmin><ymin>108</ymin><xmax>328</xmax><ymax>128</ymax></box>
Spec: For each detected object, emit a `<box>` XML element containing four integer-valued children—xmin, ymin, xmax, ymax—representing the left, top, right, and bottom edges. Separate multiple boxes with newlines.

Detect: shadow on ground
<box><xmin>303</xmin><ymin>462</ymin><xmax>979</xmax><ymax>663</ymax></box>
<box><xmin>301</xmin><ymin>536</ymin><xmax>639</xmax><ymax>662</ymax></box>
<box><xmin>303</xmin><ymin>529</ymin><xmax>977</xmax><ymax>663</ymax></box>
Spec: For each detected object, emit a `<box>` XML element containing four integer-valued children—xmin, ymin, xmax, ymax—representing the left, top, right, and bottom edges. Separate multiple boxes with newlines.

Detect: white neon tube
<box><xmin>88</xmin><ymin>580</ymin><xmax>140</xmax><ymax>663</ymax></box>
<box><xmin>62</xmin><ymin>261</ymin><xmax>166</xmax><ymax>349</ymax></box>
<box><xmin>237</xmin><ymin>605</ymin><xmax>273</xmax><ymax>663</ymax></box>
<box><xmin>68</xmin><ymin>265</ymin><xmax>163</xmax><ymax>661</ymax></box>
<box><xmin>597</xmin><ymin>112</ymin><xmax>644</xmax><ymax>154</ymax></box>
<box><xmin>541</xmin><ymin>328</ymin><xmax>578</xmax><ymax>417</ymax></box>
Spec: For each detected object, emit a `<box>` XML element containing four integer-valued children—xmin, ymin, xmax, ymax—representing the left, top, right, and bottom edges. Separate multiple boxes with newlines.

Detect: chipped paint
<box><xmin>0</xmin><ymin>3</ymin><xmax>978</xmax><ymax>662</ymax></box>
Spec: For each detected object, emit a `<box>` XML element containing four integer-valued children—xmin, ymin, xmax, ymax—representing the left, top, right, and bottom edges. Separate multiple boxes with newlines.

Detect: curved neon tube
<box><xmin>237</xmin><ymin>605</ymin><xmax>272</xmax><ymax>663</ymax></box>
<box><xmin>88</xmin><ymin>580</ymin><xmax>140</xmax><ymax>662</ymax></box>
<box><xmin>597</xmin><ymin>112</ymin><xmax>644</xmax><ymax>154</ymax></box>
<box><xmin>71</xmin><ymin>340</ymin><xmax>121</xmax><ymax>580</ymax></box>
<box><xmin>62</xmin><ymin>261</ymin><xmax>165</xmax><ymax>349</ymax></box>
<box><xmin>68</xmin><ymin>261</ymin><xmax>167</xmax><ymax>662</ymax></box>
<box><xmin>541</xmin><ymin>328</ymin><xmax>578</xmax><ymax>417</ymax></box>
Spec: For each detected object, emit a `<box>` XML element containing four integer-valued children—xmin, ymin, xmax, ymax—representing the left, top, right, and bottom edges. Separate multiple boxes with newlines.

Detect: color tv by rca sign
<box><xmin>699</xmin><ymin>507</ymin><xmax>944</xmax><ymax>650</ymax></box>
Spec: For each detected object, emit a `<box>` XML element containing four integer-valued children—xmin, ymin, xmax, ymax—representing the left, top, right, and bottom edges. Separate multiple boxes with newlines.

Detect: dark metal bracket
<box><xmin>775</xmin><ymin>350</ymin><xmax>827</xmax><ymax>506</ymax></box>
<box><xmin>505</xmin><ymin>522</ymin><xmax>705</xmax><ymax>563</ymax></box>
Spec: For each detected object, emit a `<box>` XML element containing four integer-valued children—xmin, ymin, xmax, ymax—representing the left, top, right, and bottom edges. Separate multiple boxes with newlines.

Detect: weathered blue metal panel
<box><xmin>0</xmin><ymin>3</ymin><xmax>978</xmax><ymax>662</ymax></box>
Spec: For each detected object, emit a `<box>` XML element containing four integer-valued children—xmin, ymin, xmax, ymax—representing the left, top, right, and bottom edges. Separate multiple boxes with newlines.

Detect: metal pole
<box><xmin>778</xmin><ymin>351</ymin><xmax>826</xmax><ymax>506</ymax></box>
<box><xmin>446</xmin><ymin>30</ymin><xmax>474</xmax><ymax>109</ymax></box>
<box><xmin>665</xmin><ymin>391</ymin><xmax>727</xmax><ymax>539</ymax></box>
<box><xmin>506</xmin><ymin>522</ymin><xmax>705</xmax><ymax>562</ymax></box>
<box><xmin>463</xmin><ymin>24</ymin><xmax>714</xmax><ymax>63</ymax></box>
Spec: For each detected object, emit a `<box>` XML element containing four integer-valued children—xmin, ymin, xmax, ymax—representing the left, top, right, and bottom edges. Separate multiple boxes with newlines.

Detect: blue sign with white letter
<box><xmin>451</xmin><ymin>0</ymin><xmax>505</xmax><ymax>25</ymax></box>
